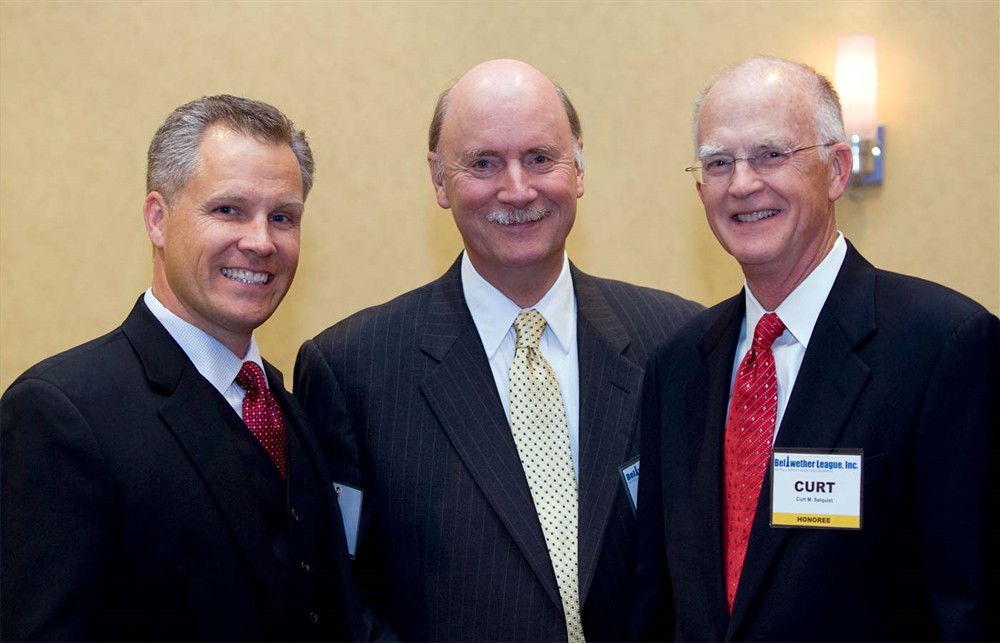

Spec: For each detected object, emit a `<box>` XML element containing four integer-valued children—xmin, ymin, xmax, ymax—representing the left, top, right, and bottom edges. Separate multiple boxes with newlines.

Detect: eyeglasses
<box><xmin>685</xmin><ymin>143</ymin><xmax>836</xmax><ymax>184</ymax></box>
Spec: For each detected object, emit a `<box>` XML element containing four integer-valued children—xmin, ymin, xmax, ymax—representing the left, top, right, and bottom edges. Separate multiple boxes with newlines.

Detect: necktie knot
<box><xmin>236</xmin><ymin>361</ymin><xmax>267</xmax><ymax>396</ymax></box>
<box><xmin>751</xmin><ymin>312</ymin><xmax>785</xmax><ymax>353</ymax></box>
<box><xmin>514</xmin><ymin>309</ymin><xmax>547</xmax><ymax>350</ymax></box>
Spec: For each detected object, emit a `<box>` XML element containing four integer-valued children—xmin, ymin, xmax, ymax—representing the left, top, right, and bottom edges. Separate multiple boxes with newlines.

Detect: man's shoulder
<box><xmin>7</xmin><ymin>326</ymin><xmax>132</xmax><ymax>390</ymax></box>
<box><xmin>0</xmin><ymin>324</ymin><xmax>152</xmax><ymax>420</ymax></box>
<box><xmin>575</xmin><ymin>270</ymin><xmax>705</xmax><ymax>318</ymax></box>
<box><xmin>862</xmin><ymin>270</ymin><xmax>999</xmax><ymax>359</ymax></box>
<box><xmin>836</xmin><ymin>242</ymin><xmax>996</xmax><ymax>335</ymax></box>
<box><xmin>874</xmin><ymin>268</ymin><xmax>992</xmax><ymax>320</ymax></box>
<box><xmin>307</xmin><ymin>277</ymin><xmax>444</xmax><ymax>352</ymax></box>
<box><xmin>645</xmin><ymin>293</ymin><xmax>738</xmax><ymax>359</ymax></box>
<box><xmin>571</xmin><ymin>270</ymin><xmax>707</xmax><ymax>363</ymax></box>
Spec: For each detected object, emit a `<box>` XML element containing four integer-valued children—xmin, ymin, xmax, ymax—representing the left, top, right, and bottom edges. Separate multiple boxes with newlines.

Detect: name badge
<box><xmin>619</xmin><ymin>457</ymin><xmax>640</xmax><ymax>513</ymax></box>
<box><xmin>333</xmin><ymin>481</ymin><xmax>363</xmax><ymax>558</ymax></box>
<box><xmin>770</xmin><ymin>448</ymin><xmax>862</xmax><ymax>529</ymax></box>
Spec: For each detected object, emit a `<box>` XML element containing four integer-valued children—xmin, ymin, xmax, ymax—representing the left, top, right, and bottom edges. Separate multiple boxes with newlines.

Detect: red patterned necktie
<box><xmin>723</xmin><ymin>312</ymin><xmax>785</xmax><ymax>612</ymax></box>
<box><xmin>236</xmin><ymin>361</ymin><xmax>287</xmax><ymax>478</ymax></box>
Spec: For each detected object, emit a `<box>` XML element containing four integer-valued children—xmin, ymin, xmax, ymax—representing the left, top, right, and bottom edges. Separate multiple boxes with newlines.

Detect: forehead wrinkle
<box><xmin>753</xmin><ymin>136</ymin><xmax>792</xmax><ymax>150</ymax></box>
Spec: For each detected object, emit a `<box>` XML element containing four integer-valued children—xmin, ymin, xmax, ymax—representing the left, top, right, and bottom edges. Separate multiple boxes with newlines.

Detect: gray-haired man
<box><xmin>1</xmin><ymin>95</ymin><xmax>366</xmax><ymax>641</ymax></box>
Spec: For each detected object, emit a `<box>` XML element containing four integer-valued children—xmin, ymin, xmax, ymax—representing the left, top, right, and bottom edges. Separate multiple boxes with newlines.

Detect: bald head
<box><xmin>692</xmin><ymin>56</ymin><xmax>846</xmax><ymax>156</ymax></box>
<box><xmin>424</xmin><ymin>59</ymin><xmax>586</xmax><ymax>307</ymax></box>
<box><xmin>429</xmin><ymin>59</ymin><xmax>582</xmax><ymax>160</ymax></box>
<box><xmin>690</xmin><ymin>56</ymin><xmax>855</xmax><ymax>310</ymax></box>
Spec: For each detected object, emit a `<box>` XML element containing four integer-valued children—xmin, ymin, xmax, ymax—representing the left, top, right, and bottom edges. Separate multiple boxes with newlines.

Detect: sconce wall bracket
<box><xmin>849</xmin><ymin>125</ymin><xmax>884</xmax><ymax>186</ymax></box>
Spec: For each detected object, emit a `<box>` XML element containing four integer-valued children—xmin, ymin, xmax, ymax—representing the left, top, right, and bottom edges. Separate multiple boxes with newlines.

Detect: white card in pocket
<box><xmin>333</xmin><ymin>481</ymin><xmax>363</xmax><ymax>558</ymax></box>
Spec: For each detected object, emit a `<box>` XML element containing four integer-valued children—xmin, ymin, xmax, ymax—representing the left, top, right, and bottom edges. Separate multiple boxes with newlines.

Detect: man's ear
<box><xmin>143</xmin><ymin>191</ymin><xmax>168</xmax><ymax>249</ymax></box>
<box><xmin>574</xmin><ymin>138</ymin><xmax>585</xmax><ymax>198</ymax></box>
<box><xmin>828</xmin><ymin>143</ymin><xmax>854</xmax><ymax>201</ymax></box>
<box><xmin>427</xmin><ymin>152</ymin><xmax>450</xmax><ymax>209</ymax></box>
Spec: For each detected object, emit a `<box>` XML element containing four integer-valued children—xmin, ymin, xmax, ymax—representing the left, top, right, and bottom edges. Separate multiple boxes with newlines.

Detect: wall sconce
<box><xmin>835</xmin><ymin>34</ymin><xmax>884</xmax><ymax>185</ymax></box>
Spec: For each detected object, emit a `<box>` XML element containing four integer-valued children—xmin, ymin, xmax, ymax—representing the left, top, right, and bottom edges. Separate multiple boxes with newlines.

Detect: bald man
<box><xmin>632</xmin><ymin>56</ymin><xmax>999</xmax><ymax>641</ymax></box>
<box><xmin>295</xmin><ymin>59</ymin><xmax>702</xmax><ymax>641</ymax></box>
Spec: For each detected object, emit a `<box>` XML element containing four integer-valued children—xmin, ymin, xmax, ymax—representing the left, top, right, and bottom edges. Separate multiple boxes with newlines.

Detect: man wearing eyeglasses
<box><xmin>631</xmin><ymin>56</ymin><xmax>998</xmax><ymax>641</ymax></box>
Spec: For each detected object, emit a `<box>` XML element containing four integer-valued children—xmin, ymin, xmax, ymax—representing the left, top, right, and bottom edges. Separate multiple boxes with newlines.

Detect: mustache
<box><xmin>484</xmin><ymin>208</ymin><xmax>550</xmax><ymax>225</ymax></box>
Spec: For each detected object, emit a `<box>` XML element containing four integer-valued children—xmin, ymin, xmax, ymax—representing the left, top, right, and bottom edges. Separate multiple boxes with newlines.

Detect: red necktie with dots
<box><xmin>236</xmin><ymin>361</ymin><xmax>287</xmax><ymax>478</ymax></box>
<box><xmin>723</xmin><ymin>312</ymin><xmax>785</xmax><ymax>612</ymax></box>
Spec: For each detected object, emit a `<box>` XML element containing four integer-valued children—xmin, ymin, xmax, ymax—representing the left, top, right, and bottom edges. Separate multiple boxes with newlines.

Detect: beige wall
<box><xmin>2</xmin><ymin>0</ymin><xmax>997</xmax><ymax>392</ymax></box>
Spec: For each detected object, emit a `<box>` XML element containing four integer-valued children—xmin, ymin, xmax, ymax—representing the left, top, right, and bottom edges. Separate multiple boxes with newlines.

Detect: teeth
<box><xmin>221</xmin><ymin>268</ymin><xmax>270</xmax><ymax>284</ymax></box>
<box><xmin>735</xmin><ymin>209</ymin><xmax>779</xmax><ymax>223</ymax></box>
<box><xmin>485</xmin><ymin>209</ymin><xmax>549</xmax><ymax>226</ymax></box>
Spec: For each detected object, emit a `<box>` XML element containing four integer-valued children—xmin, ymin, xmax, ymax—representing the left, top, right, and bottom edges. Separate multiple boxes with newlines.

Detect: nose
<box><xmin>237</xmin><ymin>215</ymin><xmax>277</xmax><ymax>256</ymax></box>
<box><xmin>727</xmin><ymin>158</ymin><xmax>765</xmax><ymax>199</ymax></box>
<box><xmin>496</xmin><ymin>163</ymin><xmax>537</xmax><ymax>207</ymax></box>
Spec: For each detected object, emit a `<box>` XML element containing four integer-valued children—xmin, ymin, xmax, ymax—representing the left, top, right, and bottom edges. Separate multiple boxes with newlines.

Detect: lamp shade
<box><xmin>835</xmin><ymin>35</ymin><xmax>878</xmax><ymax>140</ymax></box>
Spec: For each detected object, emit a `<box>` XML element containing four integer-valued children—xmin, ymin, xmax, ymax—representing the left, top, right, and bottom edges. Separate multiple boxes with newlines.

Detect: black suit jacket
<box><xmin>294</xmin><ymin>258</ymin><xmax>703</xmax><ymax>642</ymax></box>
<box><xmin>1</xmin><ymin>298</ymin><xmax>366</xmax><ymax>642</ymax></box>
<box><xmin>632</xmin><ymin>243</ymin><xmax>1000</xmax><ymax>641</ymax></box>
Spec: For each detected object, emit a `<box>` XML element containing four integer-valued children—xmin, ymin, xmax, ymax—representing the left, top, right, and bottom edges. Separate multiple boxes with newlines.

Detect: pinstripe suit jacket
<box><xmin>294</xmin><ymin>258</ymin><xmax>702</xmax><ymax>642</ymax></box>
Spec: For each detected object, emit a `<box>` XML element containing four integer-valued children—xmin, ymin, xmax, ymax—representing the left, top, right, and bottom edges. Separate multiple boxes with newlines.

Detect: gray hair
<box><xmin>428</xmin><ymin>82</ymin><xmax>585</xmax><ymax>182</ymax></box>
<box><xmin>692</xmin><ymin>57</ymin><xmax>846</xmax><ymax>160</ymax></box>
<box><xmin>146</xmin><ymin>95</ymin><xmax>314</xmax><ymax>203</ymax></box>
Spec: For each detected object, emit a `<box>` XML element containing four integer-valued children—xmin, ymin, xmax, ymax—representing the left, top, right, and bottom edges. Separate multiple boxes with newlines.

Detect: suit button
<box><xmin>309</xmin><ymin>611</ymin><xmax>320</xmax><ymax>624</ymax></box>
<box><xmin>300</xmin><ymin>560</ymin><xmax>312</xmax><ymax>573</ymax></box>
<box><xmin>290</xmin><ymin>508</ymin><xmax>301</xmax><ymax>521</ymax></box>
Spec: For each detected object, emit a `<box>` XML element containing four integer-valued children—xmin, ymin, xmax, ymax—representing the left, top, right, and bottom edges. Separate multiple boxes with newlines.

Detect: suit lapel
<box><xmin>572</xmin><ymin>270</ymin><xmax>645</xmax><ymax>604</ymax></box>
<box><xmin>121</xmin><ymin>300</ymin><xmax>287</xmax><ymax>619</ymax></box>
<box><xmin>728</xmin><ymin>246</ymin><xmax>876</xmax><ymax>637</ymax></box>
<box><xmin>775</xmin><ymin>244</ymin><xmax>876</xmax><ymax>449</ymax></box>
<box><xmin>690</xmin><ymin>296</ymin><xmax>746</xmax><ymax>638</ymax></box>
<box><xmin>417</xmin><ymin>262</ymin><xmax>563</xmax><ymax>611</ymax></box>
<box><xmin>267</xmin><ymin>362</ymin><xmax>320</xmax><ymax>487</ymax></box>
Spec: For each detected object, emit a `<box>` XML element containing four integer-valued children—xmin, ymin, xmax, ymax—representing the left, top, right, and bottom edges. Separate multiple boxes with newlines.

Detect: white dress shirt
<box><xmin>461</xmin><ymin>252</ymin><xmax>581</xmax><ymax>479</ymax></box>
<box><xmin>730</xmin><ymin>233</ymin><xmax>847</xmax><ymax>439</ymax></box>
<box><xmin>143</xmin><ymin>288</ymin><xmax>268</xmax><ymax>420</ymax></box>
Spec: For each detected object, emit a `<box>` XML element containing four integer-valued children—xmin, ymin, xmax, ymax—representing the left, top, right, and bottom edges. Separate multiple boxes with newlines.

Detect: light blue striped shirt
<box><xmin>143</xmin><ymin>289</ymin><xmax>267</xmax><ymax>420</ymax></box>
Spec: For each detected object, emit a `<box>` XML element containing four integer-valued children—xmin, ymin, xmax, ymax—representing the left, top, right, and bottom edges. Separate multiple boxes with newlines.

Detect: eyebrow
<box><xmin>206</xmin><ymin>193</ymin><xmax>304</xmax><ymax>211</ymax></box>
<box><xmin>462</xmin><ymin>148</ymin><xmax>499</xmax><ymax>160</ymax></box>
<box><xmin>460</xmin><ymin>144</ymin><xmax>561</xmax><ymax>161</ymax></box>
<box><xmin>697</xmin><ymin>144</ymin><xmax>727</xmax><ymax>160</ymax></box>
<box><xmin>528</xmin><ymin>144</ymin><xmax>559</xmax><ymax>157</ymax></box>
<box><xmin>697</xmin><ymin>138</ymin><xmax>791</xmax><ymax>160</ymax></box>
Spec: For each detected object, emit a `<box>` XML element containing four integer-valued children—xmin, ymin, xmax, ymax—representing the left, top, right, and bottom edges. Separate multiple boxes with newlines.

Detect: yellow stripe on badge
<box><xmin>773</xmin><ymin>512</ymin><xmax>861</xmax><ymax>528</ymax></box>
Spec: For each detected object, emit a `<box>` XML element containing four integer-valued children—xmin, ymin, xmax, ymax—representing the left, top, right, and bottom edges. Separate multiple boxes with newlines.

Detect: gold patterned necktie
<box><xmin>236</xmin><ymin>361</ymin><xmax>287</xmax><ymax>478</ymax></box>
<box><xmin>508</xmin><ymin>310</ymin><xmax>585</xmax><ymax>643</ymax></box>
<box><xmin>723</xmin><ymin>312</ymin><xmax>785</xmax><ymax>611</ymax></box>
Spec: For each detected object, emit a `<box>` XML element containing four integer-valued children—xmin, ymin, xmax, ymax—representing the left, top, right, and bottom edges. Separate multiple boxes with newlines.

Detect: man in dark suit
<box><xmin>1</xmin><ymin>95</ymin><xmax>366</xmax><ymax>641</ymax></box>
<box><xmin>632</xmin><ymin>56</ymin><xmax>999</xmax><ymax>641</ymax></box>
<box><xmin>295</xmin><ymin>59</ymin><xmax>702</xmax><ymax>642</ymax></box>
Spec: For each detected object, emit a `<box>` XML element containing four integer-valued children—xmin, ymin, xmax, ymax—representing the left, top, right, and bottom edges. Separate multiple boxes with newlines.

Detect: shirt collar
<box><xmin>143</xmin><ymin>288</ymin><xmax>265</xmax><ymax>394</ymax></box>
<box><xmin>461</xmin><ymin>251</ymin><xmax>576</xmax><ymax>358</ymax></box>
<box><xmin>743</xmin><ymin>232</ymin><xmax>847</xmax><ymax>348</ymax></box>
